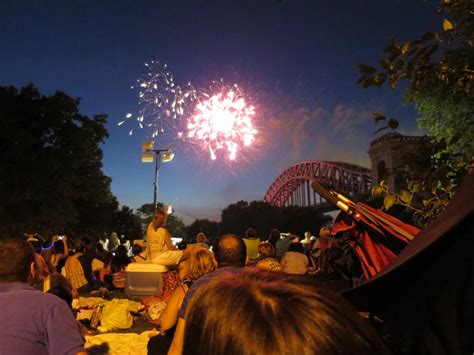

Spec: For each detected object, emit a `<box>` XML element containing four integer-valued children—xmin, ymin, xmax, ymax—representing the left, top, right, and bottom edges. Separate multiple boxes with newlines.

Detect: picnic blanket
<box><xmin>85</xmin><ymin>330</ymin><xmax>158</xmax><ymax>355</ymax></box>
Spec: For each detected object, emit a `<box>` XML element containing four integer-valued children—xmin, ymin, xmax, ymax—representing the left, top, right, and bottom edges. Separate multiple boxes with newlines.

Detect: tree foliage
<box><xmin>359</xmin><ymin>0</ymin><xmax>474</xmax><ymax>163</ymax></box>
<box><xmin>359</xmin><ymin>1</ymin><xmax>473</xmax><ymax>225</ymax></box>
<box><xmin>0</xmin><ymin>84</ymin><xmax>118</xmax><ymax>238</ymax></box>
<box><xmin>358</xmin><ymin>1</ymin><xmax>473</xmax><ymax>94</ymax></box>
<box><xmin>219</xmin><ymin>200</ymin><xmax>332</xmax><ymax>239</ymax></box>
<box><xmin>185</xmin><ymin>219</ymin><xmax>219</xmax><ymax>244</ymax></box>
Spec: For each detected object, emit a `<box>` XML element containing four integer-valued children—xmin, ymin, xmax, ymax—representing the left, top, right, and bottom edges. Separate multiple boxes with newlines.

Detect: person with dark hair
<box><xmin>131</xmin><ymin>243</ymin><xmax>148</xmax><ymax>263</ymax></box>
<box><xmin>242</xmin><ymin>227</ymin><xmax>260</xmax><ymax>264</ymax></box>
<box><xmin>41</xmin><ymin>235</ymin><xmax>69</xmax><ymax>272</ymax></box>
<box><xmin>183</xmin><ymin>269</ymin><xmax>389</xmax><ymax>355</ymax></box>
<box><xmin>280</xmin><ymin>241</ymin><xmax>309</xmax><ymax>274</ymax></box>
<box><xmin>108</xmin><ymin>245</ymin><xmax>131</xmax><ymax>289</ymax></box>
<box><xmin>0</xmin><ymin>239</ymin><xmax>86</xmax><ymax>355</ymax></box>
<box><xmin>275</xmin><ymin>232</ymin><xmax>292</xmax><ymax>260</ymax></box>
<box><xmin>166</xmin><ymin>234</ymin><xmax>247</xmax><ymax>354</ymax></box>
<box><xmin>63</xmin><ymin>239</ymin><xmax>89</xmax><ymax>291</ymax></box>
<box><xmin>267</xmin><ymin>228</ymin><xmax>280</xmax><ymax>248</ymax></box>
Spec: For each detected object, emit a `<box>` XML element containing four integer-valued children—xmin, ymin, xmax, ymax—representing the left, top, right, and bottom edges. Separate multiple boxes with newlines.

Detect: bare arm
<box><xmin>168</xmin><ymin>318</ymin><xmax>185</xmax><ymax>355</ymax></box>
<box><xmin>164</xmin><ymin>229</ymin><xmax>176</xmax><ymax>251</ymax></box>
<box><xmin>280</xmin><ymin>254</ymin><xmax>287</xmax><ymax>269</ymax></box>
<box><xmin>160</xmin><ymin>285</ymin><xmax>186</xmax><ymax>331</ymax></box>
<box><xmin>55</xmin><ymin>236</ymin><xmax>70</xmax><ymax>262</ymax></box>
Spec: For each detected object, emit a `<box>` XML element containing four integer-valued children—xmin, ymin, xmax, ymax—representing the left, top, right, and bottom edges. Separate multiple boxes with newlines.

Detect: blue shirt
<box><xmin>0</xmin><ymin>282</ymin><xmax>85</xmax><ymax>355</ymax></box>
<box><xmin>178</xmin><ymin>267</ymin><xmax>243</xmax><ymax>319</ymax></box>
<box><xmin>275</xmin><ymin>237</ymin><xmax>291</xmax><ymax>260</ymax></box>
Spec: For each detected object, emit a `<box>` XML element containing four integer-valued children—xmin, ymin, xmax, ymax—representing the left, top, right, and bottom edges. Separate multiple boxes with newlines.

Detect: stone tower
<box><xmin>368</xmin><ymin>133</ymin><xmax>430</xmax><ymax>192</ymax></box>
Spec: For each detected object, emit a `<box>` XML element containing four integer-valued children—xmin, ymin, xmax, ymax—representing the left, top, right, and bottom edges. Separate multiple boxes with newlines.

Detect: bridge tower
<box><xmin>368</xmin><ymin>133</ymin><xmax>430</xmax><ymax>192</ymax></box>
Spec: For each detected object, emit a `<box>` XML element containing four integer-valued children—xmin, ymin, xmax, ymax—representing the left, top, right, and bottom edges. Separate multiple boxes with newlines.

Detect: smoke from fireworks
<box><xmin>120</xmin><ymin>61</ymin><xmax>257</xmax><ymax>161</ymax></box>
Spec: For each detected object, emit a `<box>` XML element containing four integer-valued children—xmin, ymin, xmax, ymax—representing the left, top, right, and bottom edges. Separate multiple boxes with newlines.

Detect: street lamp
<box><xmin>141</xmin><ymin>141</ymin><xmax>174</xmax><ymax>213</ymax></box>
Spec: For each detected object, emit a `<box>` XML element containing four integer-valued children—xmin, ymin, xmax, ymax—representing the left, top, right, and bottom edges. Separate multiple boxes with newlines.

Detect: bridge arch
<box><xmin>263</xmin><ymin>161</ymin><xmax>372</xmax><ymax>208</ymax></box>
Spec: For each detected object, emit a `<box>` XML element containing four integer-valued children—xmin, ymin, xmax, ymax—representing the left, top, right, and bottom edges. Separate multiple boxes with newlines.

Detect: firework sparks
<box><xmin>121</xmin><ymin>61</ymin><xmax>258</xmax><ymax>162</ymax></box>
<box><xmin>119</xmin><ymin>60</ymin><xmax>196</xmax><ymax>139</ymax></box>
<box><xmin>187</xmin><ymin>84</ymin><xmax>257</xmax><ymax>160</ymax></box>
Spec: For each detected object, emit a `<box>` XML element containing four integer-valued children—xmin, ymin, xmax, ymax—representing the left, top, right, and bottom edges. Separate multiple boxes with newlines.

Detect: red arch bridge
<box><xmin>263</xmin><ymin>161</ymin><xmax>372</xmax><ymax>212</ymax></box>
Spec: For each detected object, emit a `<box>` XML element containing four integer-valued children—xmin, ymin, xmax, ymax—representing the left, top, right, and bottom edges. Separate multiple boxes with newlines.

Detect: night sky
<box><xmin>0</xmin><ymin>0</ymin><xmax>440</xmax><ymax>223</ymax></box>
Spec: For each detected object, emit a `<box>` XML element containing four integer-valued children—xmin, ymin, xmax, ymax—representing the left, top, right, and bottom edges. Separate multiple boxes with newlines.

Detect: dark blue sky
<box><xmin>0</xmin><ymin>0</ymin><xmax>440</xmax><ymax>223</ymax></box>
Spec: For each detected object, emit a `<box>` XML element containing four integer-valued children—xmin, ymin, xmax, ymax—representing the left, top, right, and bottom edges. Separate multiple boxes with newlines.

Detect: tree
<box><xmin>0</xmin><ymin>84</ymin><xmax>115</xmax><ymax>238</ymax></box>
<box><xmin>114</xmin><ymin>205</ymin><xmax>143</xmax><ymax>240</ymax></box>
<box><xmin>185</xmin><ymin>219</ymin><xmax>219</xmax><ymax>244</ymax></box>
<box><xmin>359</xmin><ymin>0</ymin><xmax>474</xmax><ymax>163</ymax></box>
<box><xmin>404</xmin><ymin>49</ymin><xmax>474</xmax><ymax>163</ymax></box>
<box><xmin>219</xmin><ymin>200</ymin><xmax>332</xmax><ymax>239</ymax></box>
<box><xmin>358</xmin><ymin>1</ymin><xmax>473</xmax><ymax>225</ymax></box>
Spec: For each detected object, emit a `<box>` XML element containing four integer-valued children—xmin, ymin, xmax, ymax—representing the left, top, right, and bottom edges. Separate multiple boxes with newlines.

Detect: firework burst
<box><xmin>120</xmin><ymin>61</ymin><xmax>258</xmax><ymax>162</ymax></box>
<box><xmin>118</xmin><ymin>60</ymin><xmax>196</xmax><ymax>138</ymax></box>
<box><xmin>187</xmin><ymin>82</ymin><xmax>257</xmax><ymax>161</ymax></box>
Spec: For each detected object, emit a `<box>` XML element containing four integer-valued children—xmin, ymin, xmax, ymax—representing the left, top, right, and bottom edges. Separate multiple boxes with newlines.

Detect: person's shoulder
<box><xmin>15</xmin><ymin>287</ymin><xmax>67</xmax><ymax>307</ymax></box>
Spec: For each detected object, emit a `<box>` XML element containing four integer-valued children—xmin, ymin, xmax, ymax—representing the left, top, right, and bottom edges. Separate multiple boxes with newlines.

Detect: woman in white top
<box><xmin>146</xmin><ymin>210</ymin><xmax>188</xmax><ymax>268</ymax></box>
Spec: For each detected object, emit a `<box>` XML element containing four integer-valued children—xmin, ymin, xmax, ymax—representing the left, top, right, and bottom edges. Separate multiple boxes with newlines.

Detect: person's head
<box><xmin>114</xmin><ymin>245</ymin><xmax>129</xmax><ymax>259</ymax></box>
<box><xmin>152</xmin><ymin>211</ymin><xmax>168</xmax><ymax>229</ymax></box>
<box><xmin>184</xmin><ymin>269</ymin><xmax>388</xmax><ymax>355</ymax></box>
<box><xmin>74</xmin><ymin>239</ymin><xmax>85</xmax><ymax>253</ymax></box>
<box><xmin>245</xmin><ymin>228</ymin><xmax>257</xmax><ymax>239</ymax></box>
<box><xmin>26</xmin><ymin>233</ymin><xmax>43</xmax><ymax>253</ymax></box>
<box><xmin>304</xmin><ymin>231</ymin><xmax>312</xmax><ymax>239</ymax></box>
<box><xmin>0</xmin><ymin>239</ymin><xmax>36</xmax><ymax>284</ymax></box>
<box><xmin>213</xmin><ymin>234</ymin><xmax>247</xmax><ymax>268</ymax></box>
<box><xmin>267</xmin><ymin>229</ymin><xmax>280</xmax><ymax>245</ymax></box>
<box><xmin>96</xmin><ymin>243</ymin><xmax>105</xmax><ymax>253</ymax></box>
<box><xmin>196</xmin><ymin>232</ymin><xmax>207</xmax><ymax>244</ymax></box>
<box><xmin>288</xmin><ymin>242</ymin><xmax>304</xmax><ymax>254</ymax></box>
<box><xmin>257</xmin><ymin>242</ymin><xmax>275</xmax><ymax>259</ymax></box>
<box><xmin>188</xmin><ymin>249</ymin><xmax>217</xmax><ymax>281</ymax></box>
<box><xmin>132</xmin><ymin>243</ymin><xmax>143</xmax><ymax>256</ymax></box>
<box><xmin>320</xmin><ymin>227</ymin><xmax>331</xmax><ymax>238</ymax></box>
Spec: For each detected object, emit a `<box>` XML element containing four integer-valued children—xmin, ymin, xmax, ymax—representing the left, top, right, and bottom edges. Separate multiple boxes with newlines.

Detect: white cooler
<box><xmin>124</xmin><ymin>263</ymin><xmax>168</xmax><ymax>298</ymax></box>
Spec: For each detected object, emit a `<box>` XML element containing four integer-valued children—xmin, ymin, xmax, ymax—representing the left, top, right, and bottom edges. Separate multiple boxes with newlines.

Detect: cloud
<box><xmin>258</xmin><ymin>103</ymin><xmax>373</xmax><ymax>168</ymax></box>
<box><xmin>331</xmin><ymin>105</ymin><xmax>372</xmax><ymax>130</ymax></box>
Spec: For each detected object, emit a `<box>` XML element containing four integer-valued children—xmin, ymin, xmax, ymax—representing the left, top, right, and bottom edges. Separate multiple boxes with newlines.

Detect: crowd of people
<box><xmin>0</xmin><ymin>211</ymin><xmax>384</xmax><ymax>354</ymax></box>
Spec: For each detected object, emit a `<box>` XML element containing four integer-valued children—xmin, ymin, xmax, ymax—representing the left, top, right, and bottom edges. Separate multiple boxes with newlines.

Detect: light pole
<box><xmin>141</xmin><ymin>141</ymin><xmax>174</xmax><ymax>214</ymax></box>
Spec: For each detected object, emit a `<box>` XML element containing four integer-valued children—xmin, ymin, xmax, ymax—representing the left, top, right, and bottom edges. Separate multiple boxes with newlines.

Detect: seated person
<box><xmin>183</xmin><ymin>269</ymin><xmax>388</xmax><ymax>355</ymax></box>
<box><xmin>147</xmin><ymin>211</ymin><xmax>188</xmax><ymax>268</ymax></box>
<box><xmin>243</xmin><ymin>227</ymin><xmax>260</xmax><ymax>264</ymax></box>
<box><xmin>195</xmin><ymin>232</ymin><xmax>210</xmax><ymax>249</ymax></box>
<box><xmin>0</xmin><ymin>239</ymin><xmax>86</xmax><ymax>355</ymax></box>
<box><xmin>255</xmin><ymin>242</ymin><xmax>281</xmax><ymax>271</ymax></box>
<box><xmin>40</xmin><ymin>235</ymin><xmax>69</xmax><ymax>273</ymax></box>
<box><xmin>186</xmin><ymin>233</ymin><xmax>210</xmax><ymax>252</ymax></box>
<box><xmin>131</xmin><ymin>243</ymin><xmax>148</xmax><ymax>263</ymax></box>
<box><xmin>148</xmin><ymin>249</ymin><xmax>216</xmax><ymax>355</ymax></box>
<box><xmin>280</xmin><ymin>242</ymin><xmax>309</xmax><ymax>275</ymax></box>
<box><xmin>63</xmin><ymin>240</ymin><xmax>89</xmax><ymax>292</ymax></box>
<box><xmin>106</xmin><ymin>245</ymin><xmax>131</xmax><ymax>289</ymax></box>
